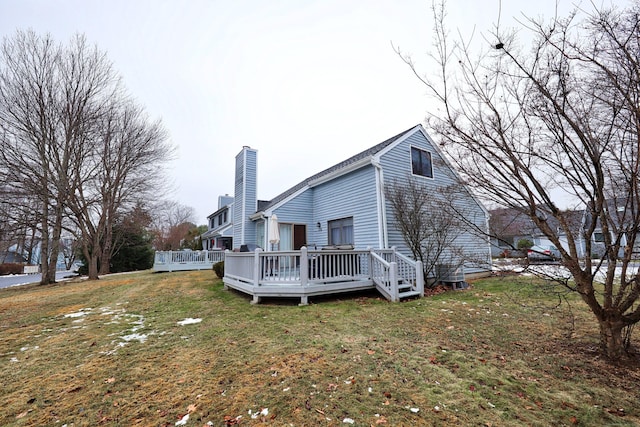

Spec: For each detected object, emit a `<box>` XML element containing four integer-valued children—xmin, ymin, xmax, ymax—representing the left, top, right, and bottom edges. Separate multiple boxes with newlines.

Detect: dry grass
<box><xmin>1</xmin><ymin>270</ymin><xmax>639</xmax><ymax>426</ymax></box>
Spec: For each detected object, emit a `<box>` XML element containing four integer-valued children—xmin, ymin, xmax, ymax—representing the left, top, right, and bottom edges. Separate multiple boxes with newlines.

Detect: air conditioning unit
<box><xmin>436</xmin><ymin>264</ymin><xmax>468</xmax><ymax>290</ymax></box>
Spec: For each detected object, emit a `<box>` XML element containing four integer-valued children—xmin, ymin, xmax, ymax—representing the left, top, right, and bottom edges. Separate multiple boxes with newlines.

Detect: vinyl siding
<box><xmin>379</xmin><ymin>131</ymin><xmax>491</xmax><ymax>274</ymax></box>
<box><xmin>273</xmin><ymin>189</ymin><xmax>314</xmax><ymax>224</ymax></box>
<box><xmin>233</xmin><ymin>148</ymin><xmax>258</xmax><ymax>248</ymax></box>
<box><xmin>312</xmin><ymin>166</ymin><xmax>379</xmax><ymax>248</ymax></box>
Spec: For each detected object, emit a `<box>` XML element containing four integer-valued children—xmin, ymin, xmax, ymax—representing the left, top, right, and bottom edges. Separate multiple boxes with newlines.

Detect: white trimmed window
<box><xmin>411</xmin><ymin>146</ymin><xmax>433</xmax><ymax>178</ymax></box>
<box><xmin>328</xmin><ymin>217</ymin><xmax>354</xmax><ymax>245</ymax></box>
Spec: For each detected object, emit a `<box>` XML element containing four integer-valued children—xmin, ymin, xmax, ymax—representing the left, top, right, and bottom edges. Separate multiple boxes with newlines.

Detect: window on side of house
<box><xmin>328</xmin><ymin>217</ymin><xmax>354</xmax><ymax>245</ymax></box>
<box><xmin>593</xmin><ymin>232</ymin><xmax>605</xmax><ymax>242</ymax></box>
<box><xmin>411</xmin><ymin>146</ymin><xmax>433</xmax><ymax>178</ymax></box>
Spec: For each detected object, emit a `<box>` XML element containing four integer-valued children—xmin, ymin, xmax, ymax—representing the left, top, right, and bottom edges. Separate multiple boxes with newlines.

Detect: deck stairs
<box><xmin>397</xmin><ymin>279</ymin><xmax>422</xmax><ymax>300</ymax></box>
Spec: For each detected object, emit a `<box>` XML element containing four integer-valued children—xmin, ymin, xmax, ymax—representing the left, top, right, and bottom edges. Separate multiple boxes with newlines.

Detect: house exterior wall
<box><xmin>233</xmin><ymin>147</ymin><xmax>257</xmax><ymax>249</ymax></box>
<box><xmin>312</xmin><ymin>166</ymin><xmax>379</xmax><ymax>248</ymax></box>
<box><xmin>223</xmin><ymin>126</ymin><xmax>490</xmax><ymax>275</ymax></box>
<box><xmin>378</xmin><ymin>130</ymin><xmax>491</xmax><ymax>274</ymax></box>
<box><xmin>268</xmin><ymin>190</ymin><xmax>314</xmax><ymax>249</ymax></box>
<box><xmin>273</xmin><ymin>190</ymin><xmax>314</xmax><ymax>225</ymax></box>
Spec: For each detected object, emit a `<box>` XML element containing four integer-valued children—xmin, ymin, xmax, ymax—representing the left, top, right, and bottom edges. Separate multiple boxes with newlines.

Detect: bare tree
<box><xmin>404</xmin><ymin>2</ymin><xmax>640</xmax><ymax>359</ymax></box>
<box><xmin>67</xmin><ymin>100</ymin><xmax>171</xmax><ymax>278</ymax></box>
<box><xmin>149</xmin><ymin>201</ymin><xmax>196</xmax><ymax>250</ymax></box>
<box><xmin>0</xmin><ymin>31</ymin><xmax>96</xmax><ymax>284</ymax></box>
<box><xmin>0</xmin><ymin>30</ymin><xmax>173</xmax><ymax>282</ymax></box>
<box><xmin>386</xmin><ymin>177</ymin><xmax>467</xmax><ymax>286</ymax></box>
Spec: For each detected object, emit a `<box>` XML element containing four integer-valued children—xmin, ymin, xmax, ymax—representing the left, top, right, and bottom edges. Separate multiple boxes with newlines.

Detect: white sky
<box><xmin>0</xmin><ymin>0</ymin><xmax>576</xmax><ymax>223</ymax></box>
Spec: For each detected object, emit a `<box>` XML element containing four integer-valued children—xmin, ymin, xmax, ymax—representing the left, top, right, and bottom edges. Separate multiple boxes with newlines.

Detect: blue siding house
<box><xmin>222</xmin><ymin>124</ymin><xmax>492</xmax><ymax>304</ymax></box>
<box><xmin>202</xmin><ymin>195</ymin><xmax>234</xmax><ymax>250</ymax></box>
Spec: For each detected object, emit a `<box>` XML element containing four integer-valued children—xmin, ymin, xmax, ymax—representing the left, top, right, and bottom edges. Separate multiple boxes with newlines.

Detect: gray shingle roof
<box><xmin>256</xmin><ymin>124</ymin><xmax>421</xmax><ymax>213</ymax></box>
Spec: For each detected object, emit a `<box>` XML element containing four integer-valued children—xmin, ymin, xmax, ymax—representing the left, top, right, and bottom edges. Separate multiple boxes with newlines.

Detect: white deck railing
<box><xmin>223</xmin><ymin>246</ymin><xmax>423</xmax><ymax>304</ymax></box>
<box><xmin>153</xmin><ymin>250</ymin><xmax>225</xmax><ymax>272</ymax></box>
<box><xmin>370</xmin><ymin>250</ymin><xmax>424</xmax><ymax>301</ymax></box>
<box><xmin>223</xmin><ymin>247</ymin><xmax>371</xmax><ymax>285</ymax></box>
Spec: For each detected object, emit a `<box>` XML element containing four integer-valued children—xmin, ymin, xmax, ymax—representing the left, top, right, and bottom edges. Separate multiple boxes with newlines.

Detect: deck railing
<box><xmin>153</xmin><ymin>246</ymin><xmax>423</xmax><ymax>303</ymax></box>
<box><xmin>371</xmin><ymin>249</ymin><xmax>424</xmax><ymax>301</ymax></box>
<box><xmin>153</xmin><ymin>250</ymin><xmax>224</xmax><ymax>272</ymax></box>
<box><xmin>224</xmin><ymin>247</ymin><xmax>372</xmax><ymax>285</ymax></box>
<box><xmin>223</xmin><ymin>246</ymin><xmax>423</xmax><ymax>303</ymax></box>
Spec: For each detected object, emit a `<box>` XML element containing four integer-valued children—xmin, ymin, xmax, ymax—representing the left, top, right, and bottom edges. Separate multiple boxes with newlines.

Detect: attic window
<box><xmin>411</xmin><ymin>147</ymin><xmax>433</xmax><ymax>178</ymax></box>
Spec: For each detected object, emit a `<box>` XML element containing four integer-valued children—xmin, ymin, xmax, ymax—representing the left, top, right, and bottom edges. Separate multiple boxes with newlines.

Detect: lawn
<box><xmin>0</xmin><ymin>270</ymin><xmax>638</xmax><ymax>426</ymax></box>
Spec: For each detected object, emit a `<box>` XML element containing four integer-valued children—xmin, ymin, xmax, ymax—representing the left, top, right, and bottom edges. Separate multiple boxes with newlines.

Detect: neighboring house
<box><xmin>201</xmin><ymin>195</ymin><xmax>234</xmax><ymax>250</ymax></box>
<box><xmin>0</xmin><ymin>250</ymin><xmax>26</xmax><ymax>264</ymax></box>
<box><xmin>489</xmin><ymin>207</ymin><xmax>586</xmax><ymax>258</ymax></box>
<box><xmin>584</xmin><ymin>198</ymin><xmax>640</xmax><ymax>258</ymax></box>
<box><xmin>228</xmin><ymin>124</ymin><xmax>492</xmax><ymax>277</ymax></box>
<box><xmin>488</xmin><ymin>207</ymin><xmax>536</xmax><ymax>257</ymax></box>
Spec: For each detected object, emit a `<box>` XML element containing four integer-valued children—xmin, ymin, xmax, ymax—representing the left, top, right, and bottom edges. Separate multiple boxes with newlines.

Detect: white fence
<box><xmin>23</xmin><ymin>265</ymin><xmax>39</xmax><ymax>274</ymax></box>
<box><xmin>153</xmin><ymin>250</ymin><xmax>225</xmax><ymax>272</ymax></box>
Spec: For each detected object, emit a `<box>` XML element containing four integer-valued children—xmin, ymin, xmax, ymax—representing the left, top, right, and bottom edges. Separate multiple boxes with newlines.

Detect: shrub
<box><xmin>212</xmin><ymin>261</ymin><xmax>224</xmax><ymax>278</ymax></box>
<box><xmin>0</xmin><ymin>263</ymin><xmax>25</xmax><ymax>275</ymax></box>
<box><xmin>517</xmin><ymin>238</ymin><xmax>534</xmax><ymax>250</ymax></box>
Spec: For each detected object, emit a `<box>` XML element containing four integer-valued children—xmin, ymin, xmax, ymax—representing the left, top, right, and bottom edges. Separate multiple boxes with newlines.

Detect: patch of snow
<box><xmin>120</xmin><ymin>333</ymin><xmax>148</xmax><ymax>343</ymax></box>
<box><xmin>343</xmin><ymin>418</ymin><xmax>355</xmax><ymax>424</ymax></box>
<box><xmin>175</xmin><ymin>413</ymin><xmax>189</xmax><ymax>426</ymax></box>
<box><xmin>177</xmin><ymin>318</ymin><xmax>202</xmax><ymax>326</ymax></box>
<box><xmin>249</xmin><ymin>408</ymin><xmax>268</xmax><ymax>419</ymax></box>
<box><xmin>10</xmin><ymin>357</ymin><xmax>18</xmax><ymax>363</ymax></box>
<box><xmin>64</xmin><ymin>309</ymin><xmax>92</xmax><ymax>318</ymax></box>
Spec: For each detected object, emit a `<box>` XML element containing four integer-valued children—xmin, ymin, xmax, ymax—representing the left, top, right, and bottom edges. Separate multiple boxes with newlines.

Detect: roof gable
<box><xmin>258</xmin><ymin>124</ymin><xmax>421</xmax><ymax>213</ymax></box>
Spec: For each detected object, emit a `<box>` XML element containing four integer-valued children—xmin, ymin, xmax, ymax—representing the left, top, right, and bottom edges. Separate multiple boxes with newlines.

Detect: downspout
<box><xmin>485</xmin><ymin>213</ymin><xmax>493</xmax><ymax>269</ymax></box>
<box><xmin>372</xmin><ymin>159</ymin><xmax>388</xmax><ymax>249</ymax></box>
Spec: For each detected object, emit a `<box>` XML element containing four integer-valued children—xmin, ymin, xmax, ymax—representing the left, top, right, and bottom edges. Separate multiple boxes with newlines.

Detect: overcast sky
<box><xmin>0</xmin><ymin>0</ymin><xmax>577</xmax><ymax>223</ymax></box>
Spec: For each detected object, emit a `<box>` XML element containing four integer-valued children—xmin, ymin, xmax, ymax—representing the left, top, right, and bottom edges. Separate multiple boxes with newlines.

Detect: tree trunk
<box><xmin>87</xmin><ymin>254</ymin><xmax>100</xmax><ymax>280</ymax></box>
<box><xmin>83</xmin><ymin>244</ymin><xmax>100</xmax><ymax>280</ymax></box>
<box><xmin>47</xmin><ymin>204</ymin><xmax>65</xmax><ymax>283</ymax></box>
<box><xmin>99</xmin><ymin>227</ymin><xmax>112</xmax><ymax>275</ymax></box>
<box><xmin>39</xmin><ymin>210</ymin><xmax>50</xmax><ymax>286</ymax></box>
<box><xmin>599</xmin><ymin>319</ymin><xmax>626</xmax><ymax>360</ymax></box>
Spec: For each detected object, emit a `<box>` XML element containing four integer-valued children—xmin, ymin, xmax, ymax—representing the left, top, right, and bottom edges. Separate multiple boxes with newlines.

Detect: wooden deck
<box><xmin>223</xmin><ymin>247</ymin><xmax>424</xmax><ymax>305</ymax></box>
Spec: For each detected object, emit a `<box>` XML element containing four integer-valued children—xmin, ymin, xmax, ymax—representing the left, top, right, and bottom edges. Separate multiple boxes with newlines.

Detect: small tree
<box><xmin>149</xmin><ymin>201</ymin><xmax>197</xmax><ymax>250</ymax></box>
<box><xmin>386</xmin><ymin>177</ymin><xmax>468</xmax><ymax>286</ymax></box>
<box><xmin>181</xmin><ymin>225</ymin><xmax>207</xmax><ymax>250</ymax></box>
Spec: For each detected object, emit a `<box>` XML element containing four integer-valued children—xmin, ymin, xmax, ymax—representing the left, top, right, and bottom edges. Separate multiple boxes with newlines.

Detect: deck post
<box><xmin>300</xmin><ymin>246</ymin><xmax>308</xmax><ymax>287</ymax></box>
<box><xmin>389</xmin><ymin>261</ymin><xmax>399</xmax><ymax>302</ymax></box>
<box><xmin>223</xmin><ymin>250</ymin><xmax>230</xmax><ymax>290</ymax></box>
<box><xmin>415</xmin><ymin>260</ymin><xmax>424</xmax><ymax>297</ymax></box>
<box><xmin>253</xmin><ymin>248</ymin><xmax>262</xmax><ymax>287</ymax></box>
